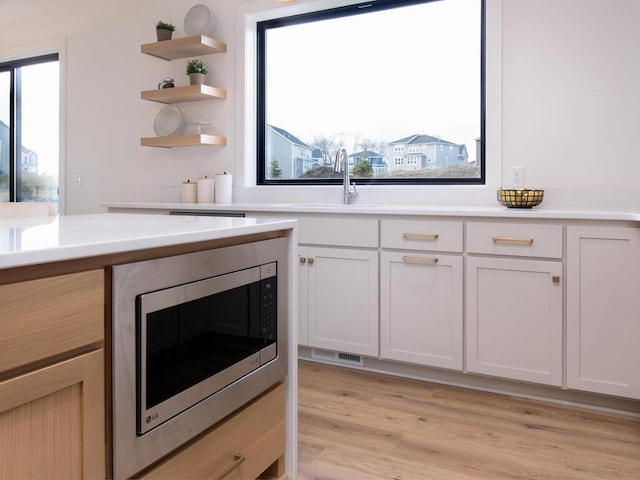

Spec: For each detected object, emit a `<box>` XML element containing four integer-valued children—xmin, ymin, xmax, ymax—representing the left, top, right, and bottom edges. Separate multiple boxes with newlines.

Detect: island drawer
<box><xmin>381</xmin><ymin>219</ymin><xmax>463</xmax><ymax>252</ymax></box>
<box><xmin>0</xmin><ymin>270</ymin><xmax>104</xmax><ymax>376</ymax></box>
<box><xmin>139</xmin><ymin>382</ymin><xmax>285</xmax><ymax>480</ymax></box>
<box><xmin>466</xmin><ymin>222</ymin><xmax>563</xmax><ymax>258</ymax></box>
<box><xmin>298</xmin><ymin>217</ymin><xmax>378</xmax><ymax>248</ymax></box>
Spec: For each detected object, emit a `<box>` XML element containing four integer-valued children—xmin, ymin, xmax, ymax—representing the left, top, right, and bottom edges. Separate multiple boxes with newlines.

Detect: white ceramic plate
<box><xmin>184</xmin><ymin>4</ymin><xmax>215</xmax><ymax>37</ymax></box>
<box><xmin>153</xmin><ymin>105</ymin><xmax>184</xmax><ymax>137</ymax></box>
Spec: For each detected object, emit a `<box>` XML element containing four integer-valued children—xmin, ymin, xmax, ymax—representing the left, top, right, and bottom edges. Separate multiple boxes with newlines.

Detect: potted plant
<box><xmin>156</xmin><ymin>21</ymin><xmax>175</xmax><ymax>41</ymax></box>
<box><xmin>186</xmin><ymin>59</ymin><xmax>208</xmax><ymax>85</ymax></box>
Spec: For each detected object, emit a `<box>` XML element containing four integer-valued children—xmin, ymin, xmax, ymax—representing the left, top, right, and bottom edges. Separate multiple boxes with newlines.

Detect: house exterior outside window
<box><xmin>388</xmin><ymin>134</ymin><xmax>469</xmax><ymax>172</ymax></box>
<box><xmin>266</xmin><ymin>125</ymin><xmax>314</xmax><ymax>179</ymax></box>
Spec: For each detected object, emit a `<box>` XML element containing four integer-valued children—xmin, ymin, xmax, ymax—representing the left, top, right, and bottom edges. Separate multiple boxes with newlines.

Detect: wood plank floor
<box><xmin>297</xmin><ymin>360</ymin><xmax>640</xmax><ymax>480</ymax></box>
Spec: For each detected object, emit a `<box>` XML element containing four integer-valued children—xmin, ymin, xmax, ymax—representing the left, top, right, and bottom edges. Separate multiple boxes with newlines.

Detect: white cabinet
<box><xmin>297</xmin><ymin>217</ymin><xmax>379</xmax><ymax>357</ymax></box>
<box><xmin>566</xmin><ymin>226</ymin><xmax>640</xmax><ymax>399</ymax></box>
<box><xmin>465</xmin><ymin>222</ymin><xmax>563</xmax><ymax>386</ymax></box>
<box><xmin>299</xmin><ymin>246</ymin><xmax>378</xmax><ymax>357</ymax></box>
<box><xmin>379</xmin><ymin>219</ymin><xmax>463</xmax><ymax>370</ymax></box>
<box><xmin>380</xmin><ymin>251</ymin><xmax>462</xmax><ymax>370</ymax></box>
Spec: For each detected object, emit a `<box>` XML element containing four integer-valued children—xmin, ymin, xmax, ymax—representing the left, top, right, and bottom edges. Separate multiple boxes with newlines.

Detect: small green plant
<box><xmin>186</xmin><ymin>59</ymin><xmax>208</xmax><ymax>75</ymax></box>
<box><xmin>156</xmin><ymin>21</ymin><xmax>175</xmax><ymax>31</ymax></box>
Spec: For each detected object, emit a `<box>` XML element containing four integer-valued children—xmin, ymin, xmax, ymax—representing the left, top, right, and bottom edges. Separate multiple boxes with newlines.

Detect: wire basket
<box><xmin>497</xmin><ymin>188</ymin><xmax>544</xmax><ymax>208</ymax></box>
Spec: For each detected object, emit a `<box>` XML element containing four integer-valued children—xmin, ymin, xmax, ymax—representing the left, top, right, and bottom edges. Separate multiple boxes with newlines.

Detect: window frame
<box><xmin>0</xmin><ymin>52</ymin><xmax>59</xmax><ymax>202</ymax></box>
<box><xmin>255</xmin><ymin>0</ymin><xmax>486</xmax><ymax>186</ymax></box>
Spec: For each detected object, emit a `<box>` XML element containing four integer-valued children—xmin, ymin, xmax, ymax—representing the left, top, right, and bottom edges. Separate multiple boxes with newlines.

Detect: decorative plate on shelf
<box><xmin>184</xmin><ymin>4</ymin><xmax>215</xmax><ymax>37</ymax></box>
<box><xmin>153</xmin><ymin>105</ymin><xmax>184</xmax><ymax>137</ymax></box>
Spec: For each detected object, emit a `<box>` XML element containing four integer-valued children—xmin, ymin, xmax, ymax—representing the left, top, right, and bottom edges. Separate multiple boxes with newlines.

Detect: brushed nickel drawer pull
<box><xmin>216</xmin><ymin>452</ymin><xmax>246</xmax><ymax>479</ymax></box>
<box><xmin>308</xmin><ymin>258</ymin><xmax>315</xmax><ymax>265</ymax></box>
<box><xmin>403</xmin><ymin>232</ymin><xmax>439</xmax><ymax>240</ymax></box>
<box><xmin>402</xmin><ymin>256</ymin><xmax>438</xmax><ymax>264</ymax></box>
<box><xmin>299</xmin><ymin>257</ymin><xmax>306</xmax><ymax>264</ymax></box>
<box><xmin>492</xmin><ymin>236</ymin><xmax>534</xmax><ymax>245</ymax></box>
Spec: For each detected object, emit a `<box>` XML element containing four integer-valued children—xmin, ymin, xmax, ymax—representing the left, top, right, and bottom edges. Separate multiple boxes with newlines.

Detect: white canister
<box><xmin>181</xmin><ymin>180</ymin><xmax>197</xmax><ymax>203</ymax></box>
<box><xmin>196</xmin><ymin>176</ymin><xmax>215</xmax><ymax>203</ymax></box>
<box><xmin>214</xmin><ymin>172</ymin><xmax>232</xmax><ymax>204</ymax></box>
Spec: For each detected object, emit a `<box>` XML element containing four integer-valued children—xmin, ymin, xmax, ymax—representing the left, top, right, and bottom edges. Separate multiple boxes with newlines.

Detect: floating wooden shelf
<box><xmin>140</xmin><ymin>134</ymin><xmax>227</xmax><ymax>148</ymax></box>
<box><xmin>141</xmin><ymin>84</ymin><xmax>227</xmax><ymax>104</ymax></box>
<box><xmin>141</xmin><ymin>35</ymin><xmax>227</xmax><ymax>60</ymax></box>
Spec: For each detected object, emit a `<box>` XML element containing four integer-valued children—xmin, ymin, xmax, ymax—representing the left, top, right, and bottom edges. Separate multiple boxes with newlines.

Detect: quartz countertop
<box><xmin>0</xmin><ymin>213</ymin><xmax>297</xmax><ymax>269</ymax></box>
<box><xmin>104</xmin><ymin>202</ymin><xmax>640</xmax><ymax>222</ymax></box>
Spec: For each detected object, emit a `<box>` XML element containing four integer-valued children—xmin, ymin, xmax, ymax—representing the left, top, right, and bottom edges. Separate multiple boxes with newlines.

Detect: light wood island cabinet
<box><xmin>0</xmin><ymin>270</ymin><xmax>105</xmax><ymax>479</ymax></box>
<box><xmin>139</xmin><ymin>383</ymin><xmax>286</xmax><ymax>480</ymax></box>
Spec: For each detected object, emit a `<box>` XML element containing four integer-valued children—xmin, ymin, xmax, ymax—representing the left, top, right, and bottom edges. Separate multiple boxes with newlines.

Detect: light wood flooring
<box><xmin>297</xmin><ymin>360</ymin><xmax>640</xmax><ymax>480</ymax></box>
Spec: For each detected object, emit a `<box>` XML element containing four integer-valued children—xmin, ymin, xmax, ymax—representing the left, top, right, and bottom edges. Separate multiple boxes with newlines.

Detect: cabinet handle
<box><xmin>308</xmin><ymin>258</ymin><xmax>314</xmax><ymax>265</ymax></box>
<box><xmin>299</xmin><ymin>257</ymin><xmax>306</xmax><ymax>264</ymax></box>
<box><xmin>215</xmin><ymin>452</ymin><xmax>246</xmax><ymax>480</ymax></box>
<box><xmin>403</xmin><ymin>232</ymin><xmax>439</xmax><ymax>240</ymax></box>
<box><xmin>492</xmin><ymin>236</ymin><xmax>534</xmax><ymax>245</ymax></box>
<box><xmin>402</xmin><ymin>255</ymin><xmax>438</xmax><ymax>264</ymax></box>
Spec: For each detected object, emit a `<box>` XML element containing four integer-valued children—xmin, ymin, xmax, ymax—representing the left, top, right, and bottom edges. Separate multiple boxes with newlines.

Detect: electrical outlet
<box><xmin>510</xmin><ymin>167</ymin><xmax>525</xmax><ymax>187</ymax></box>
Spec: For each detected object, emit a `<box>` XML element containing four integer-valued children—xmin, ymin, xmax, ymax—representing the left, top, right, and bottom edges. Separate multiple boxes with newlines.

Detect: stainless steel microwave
<box><xmin>111</xmin><ymin>237</ymin><xmax>288</xmax><ymax>479</ymax></box>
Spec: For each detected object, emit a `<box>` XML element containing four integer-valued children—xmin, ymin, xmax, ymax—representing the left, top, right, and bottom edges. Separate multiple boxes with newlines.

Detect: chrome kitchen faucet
<box><xmin>334</xmin><ymin>148</ymin><xmax>358</xmax><ymax>205</ymax></box>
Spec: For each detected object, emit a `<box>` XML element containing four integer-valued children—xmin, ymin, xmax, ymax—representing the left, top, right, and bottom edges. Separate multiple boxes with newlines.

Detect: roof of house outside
<box><xmin>350</xmin><ymin>150</ymin><xmax>383</xmax><ymax>157</ymax></box>
<box><xmin>389</xmin><ymin>133</ymin><xmax>458</xmax><ymax>146</ymax></box>
<box><xmin>269</xmin><ymin>125</ymin><xmax>311</xmax><ymax>149</ymax></box>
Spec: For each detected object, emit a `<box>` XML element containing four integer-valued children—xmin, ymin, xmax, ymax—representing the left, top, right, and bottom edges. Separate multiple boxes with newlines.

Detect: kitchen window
<box><xmin>0</xmin><ymin>54</ymin><xmax>59</xmax><ymax>207</ymax></box>
<box><xmin>256</xmin><ymin>0</ymin><xmax>484</xmax><ymax>185</ymax></box>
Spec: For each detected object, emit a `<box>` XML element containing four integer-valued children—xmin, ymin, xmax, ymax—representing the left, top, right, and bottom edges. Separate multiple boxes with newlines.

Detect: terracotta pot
<box><xmin>156</xmin><ymin>28</ymin><xmax>173</xmax><ymax>41</ymax></box>
<box><xmin>189</xmin><ymin>73</ymin><xmax>206</xmax><ymax>85</ymax></box>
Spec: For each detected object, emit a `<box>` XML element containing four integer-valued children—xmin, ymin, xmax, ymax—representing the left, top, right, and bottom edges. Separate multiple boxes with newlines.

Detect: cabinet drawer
<box><xmin>466</xmin><ymin>222</ymin><xmax>562</xmax><ymax>258</ymax></box>
<box><xmin>140</xmin><ymin>383</ymin><xmax>285</xmax><ymax>480</ymax></box>
<box><xmin>298</xmin><ymin>217</ymin><xmax>378</xmax><ymax>248</ymax></box>
<box><xmin>381</xmin><ymin>219</ymin><xmax>463</xmax><ymax>252</ymax></box>
<box><xmin>0</xmin><ymin>270</ymin><xmax>104</xmax><ymax>375</ymax></box>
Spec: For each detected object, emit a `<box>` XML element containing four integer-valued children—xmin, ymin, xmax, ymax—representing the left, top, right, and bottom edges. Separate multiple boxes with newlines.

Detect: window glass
<box><xmin>20</xmin><ymin>61</ymin><xmax>59</xmax><ymax>206</ymax></box>
<box><xmin>0</xmin><ymin>70</ymin><xmax>10</xmax><ymax>201</ymax></box>
<box><xmin>0</xmin><ymin>55</ymin><xmax>59</xmax><ymax>207</ymax></box>
<box><xmin>257</xmin><ymin>0</ymin><xmax>484</xmax><ymax>185</ymax></box>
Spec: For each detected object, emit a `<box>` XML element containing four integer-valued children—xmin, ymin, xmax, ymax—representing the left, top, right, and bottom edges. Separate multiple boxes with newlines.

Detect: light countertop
<box><xmin>0</xmin><ymin>213</ymin><xmax>297</xmax><ymax>269</ymax></box>
<box><xmin>104</xmin><ymin>202</ymin><xmax>640</xmax><ymax>222</ymax></box>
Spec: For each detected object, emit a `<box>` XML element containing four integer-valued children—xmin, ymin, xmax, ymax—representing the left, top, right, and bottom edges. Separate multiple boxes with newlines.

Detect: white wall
<box><xmin>0</xmin><ymin>0</ymin><xmax>638</xmax><ymax>213</ymax></box>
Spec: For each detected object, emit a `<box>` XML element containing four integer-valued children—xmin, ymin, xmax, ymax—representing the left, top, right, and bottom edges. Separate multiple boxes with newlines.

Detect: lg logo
<box><xmin>146</xmin><ymin>412</ymin><xmax>159</xmax><ymax>424</ymax></box>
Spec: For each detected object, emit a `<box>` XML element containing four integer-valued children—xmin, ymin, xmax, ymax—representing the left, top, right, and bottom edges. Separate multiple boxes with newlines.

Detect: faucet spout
<box><xmin>334</xmin><ymin>148</ymin><xmax>358</xmax><ymax>205</ymax></box>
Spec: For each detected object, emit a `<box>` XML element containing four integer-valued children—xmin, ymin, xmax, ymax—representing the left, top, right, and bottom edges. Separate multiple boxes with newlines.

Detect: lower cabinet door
<box><xmin>307</xmin><ymin>247</ymin><xmax>379</xmax><ymax>357</ymax></box>
<box><xmin>466</xmin><ymin>257</ymin><xmax>563</xmax><ymax>386</ymax></box>
<box><xmin>380</xmin><ymin>251</ymin><xmax>463</xmax><ymax>370</ymax></box>
<box><xmin>0</xmin><ymin>349</ymin><xmax>105</xmax><ymax>479</ymax></box>
<box><xmin>139</xmin><ymin>383</ymin><xmax>285</xmax><ymax>480</ymax></box>
<box><xmin>567</xmin><ymin>226</ymin><xmax>640</xmax><ymax>399</ymax></box>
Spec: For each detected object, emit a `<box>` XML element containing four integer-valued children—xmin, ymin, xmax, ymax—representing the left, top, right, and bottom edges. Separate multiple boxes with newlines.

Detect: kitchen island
<box><xmin>0</xmin><ymin>213</ymin><xmax>298</xmax><ymax>479</ymax></box>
